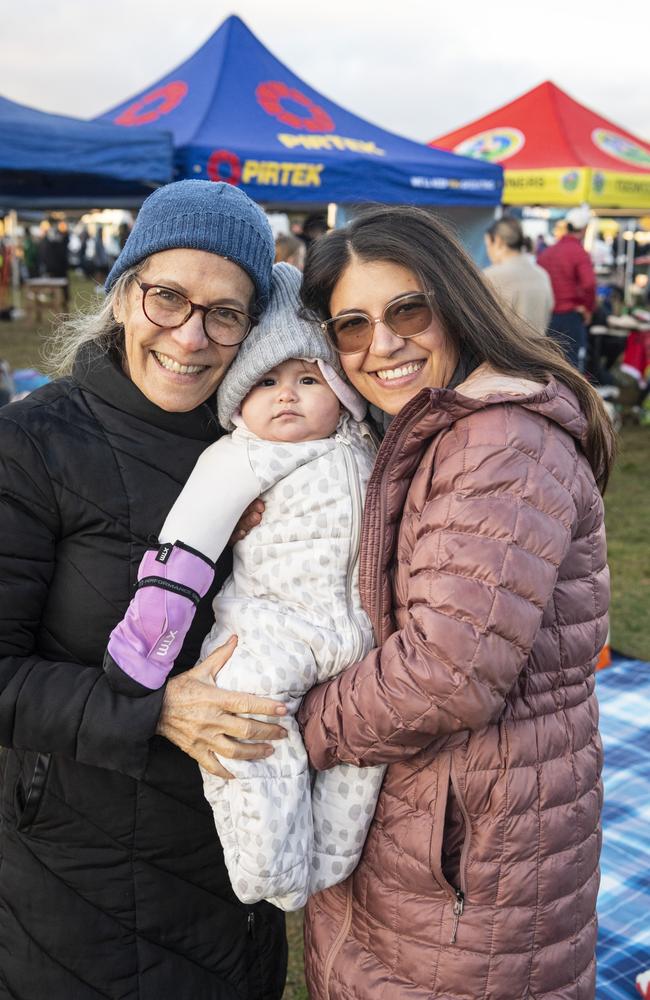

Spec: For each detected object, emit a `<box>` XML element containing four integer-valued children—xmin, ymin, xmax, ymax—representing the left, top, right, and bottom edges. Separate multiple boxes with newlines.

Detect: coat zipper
<box><xmin>322</xmin><ymin>877</ymin><xmax>353</xmax><ymax>999</ymax></box>
<box><xmin>450</xmin><ymin>888</ymin><xmax>465</xmax><ymax>945</ymax></box>
<box><xmin>337</xmin><ymin>434</ymin><xmax>365</xmax><ymax>664</ymax></box>
<box><xmin>448</xmin><ymin>756</ymin><xmax>472</xmax><ymax>945</ymax></box>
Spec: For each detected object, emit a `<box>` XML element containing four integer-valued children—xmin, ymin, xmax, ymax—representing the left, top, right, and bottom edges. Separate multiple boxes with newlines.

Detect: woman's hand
<box><xmin>229</xmin><ymin>498</ymin><xmax>265</xmax><ymax>545</ymax></box>
<box><xmin>156</xmin><ymin>635</ymin><xmax>287</xmax><ymax>778</ymax></box>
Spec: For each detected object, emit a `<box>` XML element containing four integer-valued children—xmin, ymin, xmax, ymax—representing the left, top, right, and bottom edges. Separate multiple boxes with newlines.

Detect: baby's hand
<box><xmin>229</xmin><ymin>498</ymin><xmax>265</xmax><ymax>545</ymax></box>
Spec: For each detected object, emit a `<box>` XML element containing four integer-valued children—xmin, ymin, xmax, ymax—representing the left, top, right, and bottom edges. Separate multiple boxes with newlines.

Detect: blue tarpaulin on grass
<box><xmin>0</xmin><ymin>94</ymin><xmax>173</xmax><ymax>207</ymax></box>
<box><xmin>96</xmin><ymin>16</ymin><xmax>502</xmax><ymax>207</ymax></box>
<box><xmin>596</xmin><ymin>657</ymin><xmax>650</xmax><ymax>997</ymax></box>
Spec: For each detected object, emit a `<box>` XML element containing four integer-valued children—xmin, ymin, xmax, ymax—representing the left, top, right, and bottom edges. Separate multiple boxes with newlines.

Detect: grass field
<box><xmin>603</xmin><ymin>424</ymin><xmax>650</xmax><ymax>661</ymax></box>
<box><xmin>1</xmin><ymin>278</ymin><xmax>647</xmax><ymax>997</ymax></box>
<box><xmin>0</xmin><ymin>273</ymin><xmax>100</xmax><ymax>370</ymax></box>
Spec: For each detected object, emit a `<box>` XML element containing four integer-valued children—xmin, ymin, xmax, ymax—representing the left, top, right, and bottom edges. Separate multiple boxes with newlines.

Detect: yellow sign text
<box><xmin>277</xmin><ymin>134</ymin><xmax>385</xmax><ymax>156</ymax></box>
<box><xmin>242</xmin><ymin>160</ymin><xmax>324</xmax><ymax>187</ymax></box>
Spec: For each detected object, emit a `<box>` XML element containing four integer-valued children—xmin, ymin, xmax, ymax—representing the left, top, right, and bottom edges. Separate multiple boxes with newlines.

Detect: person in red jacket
<box><xmin>538</xmin><ymin>205</ymin><xmax>596</xmax><ymax>371</ymax></box>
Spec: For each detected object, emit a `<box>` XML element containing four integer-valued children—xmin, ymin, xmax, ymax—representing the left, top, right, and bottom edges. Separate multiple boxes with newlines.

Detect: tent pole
<box><xmin>624</xmin><ymin>221</ymin><xmax>636</xmax><ymax>307</ymax></box>
<box><xmin>330</xmin><ymin>204</ymin><xmax>349</xmax><ymax>230</ymax></box>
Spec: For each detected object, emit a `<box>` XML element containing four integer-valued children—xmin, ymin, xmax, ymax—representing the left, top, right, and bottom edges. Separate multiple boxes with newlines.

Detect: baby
<box><xmin>104</xmin><ymin>263</ymin><xmax>384</xmax><ymax>910</ymax></box>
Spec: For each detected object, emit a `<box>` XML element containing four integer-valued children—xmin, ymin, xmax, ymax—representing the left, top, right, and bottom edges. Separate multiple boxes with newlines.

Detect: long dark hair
<box><xmin>301</xmin><ymin>205</ymin><xmax>616</xmax><ymax>491</ymax></box>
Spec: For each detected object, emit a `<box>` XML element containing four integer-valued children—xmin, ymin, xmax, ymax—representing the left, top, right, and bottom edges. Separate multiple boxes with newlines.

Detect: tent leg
<box><xmin>624</xmin><ymin>222</ymin><xmax>636</xmax><ymax>307</ymax></box>
<box><xmin>329</xmin><ymin>204</ymin><xmax>349</xmax><ymax>230</ymax></box>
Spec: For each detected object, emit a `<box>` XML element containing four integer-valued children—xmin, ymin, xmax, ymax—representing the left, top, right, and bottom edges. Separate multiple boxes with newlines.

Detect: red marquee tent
<box><xmin>430</xmin><ymin>81</ymin><xmax>650</xmax><ymax>210</ymax></box>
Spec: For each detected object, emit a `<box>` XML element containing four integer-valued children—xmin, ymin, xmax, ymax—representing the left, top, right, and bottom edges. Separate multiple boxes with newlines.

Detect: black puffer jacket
<box><xmin>0</xmin><ymin>347</ymin><xmax>287</xmax><ymax>1000</ymax></box>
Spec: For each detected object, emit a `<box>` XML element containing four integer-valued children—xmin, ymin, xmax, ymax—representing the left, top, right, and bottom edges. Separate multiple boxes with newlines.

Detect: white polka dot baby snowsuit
<box><xmin>200</xmin><ymin>413</ymin><xmax>385</xmax><ymax>911</ymax></box>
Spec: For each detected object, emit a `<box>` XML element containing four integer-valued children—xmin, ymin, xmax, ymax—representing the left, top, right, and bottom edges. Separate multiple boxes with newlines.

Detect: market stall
<box><xmin>96</xmin><ymin>15</ymin><xmax>502</xmax><ymax>211</ymax></box>
<box><xmin>0</xmin><ymin>93</ymin><xmax>173</xmax><ymax>209</ymax></box>
<box><xmin>429</xmin><ymin>81</ymin><xmax>650</xmax><ymax>212</ymax></box>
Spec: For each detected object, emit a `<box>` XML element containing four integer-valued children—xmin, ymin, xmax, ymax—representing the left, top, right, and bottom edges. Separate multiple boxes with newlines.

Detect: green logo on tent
<box><xmin>592</xmin><ymin>129</ymin><xmax>650</xmax><ymax>169</ymax></box>
<box><xmin>454</xmin><ymin>128</ymin><xmax>525</xmax><ymax>163</ymax></box>
<box><xmin>562</xmin><ymin>171</ymin><xmax>580</xmax><ymax>192</ymax></box>
<box><xmin>592</xmin><ymin>171</ymin><xmax>605</xmax><ymax>194</ymax></box>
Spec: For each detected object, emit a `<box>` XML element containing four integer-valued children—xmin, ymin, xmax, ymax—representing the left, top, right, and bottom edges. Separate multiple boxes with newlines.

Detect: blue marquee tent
<box><xmin>97</xmin><ymin>16</ymin><xmax>502</xmax><ymax>207</ymax></box>
<box><xmin>0</xmin><ymin>94</ymin><xmax>173</xmax><ymax>208</ymax></box>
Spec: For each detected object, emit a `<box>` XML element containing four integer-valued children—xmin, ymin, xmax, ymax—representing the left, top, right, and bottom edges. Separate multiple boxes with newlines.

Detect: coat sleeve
<box><xmin>0</xmin><ymin>417</ymin><xmax>162</xmax><ymax>779</ymax></box>
<box><xmin>299</xmin><ymin>418</ymin><xmax>577</xmax><ymax>769</ymax></box>
<box><xmin>159</xmin><ymin>434</ymin><xmax>262</xmax><ymax>562</ymax></box>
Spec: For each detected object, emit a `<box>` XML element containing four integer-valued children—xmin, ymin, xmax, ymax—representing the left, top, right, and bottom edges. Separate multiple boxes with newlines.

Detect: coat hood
<box><xmin>454</xmin><ymin>364</ymin><xmax>589</xmax><ymax>450</ymax></box>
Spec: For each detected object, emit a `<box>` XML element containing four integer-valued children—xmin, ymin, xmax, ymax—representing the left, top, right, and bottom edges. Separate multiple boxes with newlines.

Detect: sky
<box><xmin>4</xmin><ymin>0</ymin><xmax>650</xmax><ymax>144</ymax></box>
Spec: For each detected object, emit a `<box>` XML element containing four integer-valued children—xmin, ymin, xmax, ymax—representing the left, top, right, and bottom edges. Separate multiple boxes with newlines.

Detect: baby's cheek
<box><xmin>318</xmin><ymin>398</ymin><xmax>342</xmax><ymax>437</ymax></box>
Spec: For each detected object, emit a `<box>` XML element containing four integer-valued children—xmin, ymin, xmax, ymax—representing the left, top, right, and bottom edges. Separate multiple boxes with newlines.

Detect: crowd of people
<box><xmin>0</xmin><ymin>179</ymin><xmax>614</xmax><ymax>999</ymax></box>
<box><xmin>17</xmin><ymin>217</ymin><xmax>132</xmax><ymax>287</ymax></box>
<box><xmin>483</xmin><ymin>208</ymin><xmax>598</xmax><ymax>368</ymax></box>
<box><xmin>10</xmin><ymin>212</ymin><xmax>321</xmax><ymax>293</ymax></box>
<box><xmin>482</xmin><ymin>207</ymin><xmax>650</xmax><ymax>396</ymax></box>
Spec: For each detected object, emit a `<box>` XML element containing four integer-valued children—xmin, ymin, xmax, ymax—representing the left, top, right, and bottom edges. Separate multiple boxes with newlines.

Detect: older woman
<box><xmin>0</xmin><ymin>180</ymin><xmax>288</xmax><ymax>999</ymax></box>
<box><xmin>298</xmin><ymin>205</ymin><xmax>614</xmax><ymax>1000</ymax></box>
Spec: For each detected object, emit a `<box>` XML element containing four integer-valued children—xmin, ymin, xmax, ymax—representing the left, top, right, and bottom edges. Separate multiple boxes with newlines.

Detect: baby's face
<box><xmin>241</xmin><ymin>359</ymin><xmax>341</xmax><ymax>442</ymax></box>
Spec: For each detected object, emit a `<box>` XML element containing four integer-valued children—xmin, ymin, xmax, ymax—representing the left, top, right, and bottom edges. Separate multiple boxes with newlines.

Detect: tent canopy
<box><xmin>430</xmin><ymin>81</ymin><xmax>650</xmax><ymax>210</ymax></box>
<box><xmin>0</xmin><ymin>94</ymin><xmax>173</xmax><ymax>208</ymax></box>
<box><xmin>97</xmin><ymin>15</ymin><xmax>502</xmax><ymax>207</ymax></box>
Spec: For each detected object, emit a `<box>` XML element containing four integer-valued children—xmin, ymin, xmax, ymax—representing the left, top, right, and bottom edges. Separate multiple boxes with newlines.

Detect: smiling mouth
<box><xmin>373</xmin><ymin>360</ymin><xmax>426</xmax><ymax>382</ymax></box>
<box><xmin>153</xmin><ymin>351</ymin><xmax>208</xmax><ymax>375</ymax></box>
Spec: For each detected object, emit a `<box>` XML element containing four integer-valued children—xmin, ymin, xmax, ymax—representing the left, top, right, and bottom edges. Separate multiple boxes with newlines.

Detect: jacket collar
<box><xmin>384</xmin><ymin>364</ymin><xmax>588</xmax><ymax>453</ymax></box>
<box><xmin>72</xmin><ymin>342</ymin><xmax>221</xmax><ymax>442</ymax></box>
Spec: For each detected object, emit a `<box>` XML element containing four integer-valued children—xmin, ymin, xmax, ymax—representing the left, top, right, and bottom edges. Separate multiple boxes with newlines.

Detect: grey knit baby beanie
<box><xmin>217</xmin><ymin>262</ymin><xmax>365</xmax><ymax>430</ymax></box>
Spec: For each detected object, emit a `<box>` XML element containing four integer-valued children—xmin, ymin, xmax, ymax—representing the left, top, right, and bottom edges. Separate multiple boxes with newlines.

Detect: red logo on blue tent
<box><xmin>207</xmin><ymin>149</ymin><xmax>242</xmax><ymax>185</ymax></box>
<box><xmin>255</xmin><ymin>81</ymin><xmax>335</xmax><ymax>133</ymax></box>
<box><xmin>115</xmin><ymin>81</ymin><xmax>188</xmax><ymax>126</ymax></box>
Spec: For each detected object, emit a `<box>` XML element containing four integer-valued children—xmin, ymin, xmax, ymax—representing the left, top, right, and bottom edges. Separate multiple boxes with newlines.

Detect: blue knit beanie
<box><xmin>105</xmin><ymin>180</ymin><xmax>274</xmax><ymax>309</ymax></box>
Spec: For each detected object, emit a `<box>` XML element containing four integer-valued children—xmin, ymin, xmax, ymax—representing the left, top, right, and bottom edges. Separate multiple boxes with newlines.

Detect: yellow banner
<box><xmin>588</xmin><ymin>169</ymin><xmax>650</xmax><ymax>209</ymax></box>
<box><xmin>503</xmin><ymin>168</ymin><xmax>590</xmax><ymax>205</ymax></box>
<box><xmin>503</xmin><ymin>167</ymin><xmax>650</xmax><ymax>208</ymax></box>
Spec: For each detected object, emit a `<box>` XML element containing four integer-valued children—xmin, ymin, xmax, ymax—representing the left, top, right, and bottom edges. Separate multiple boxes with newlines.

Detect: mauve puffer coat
<box><xmin>298</xmin><ymin>367</ymin><xmax>608</xmax><ymax>1000</ymax></box>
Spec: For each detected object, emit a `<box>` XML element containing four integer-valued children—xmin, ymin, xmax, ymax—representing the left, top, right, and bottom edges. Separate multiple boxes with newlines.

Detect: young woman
<box><xmin>297</xmin><ymin>205</ymin><xmax>614</xmax><ymax>1000</ymax></box>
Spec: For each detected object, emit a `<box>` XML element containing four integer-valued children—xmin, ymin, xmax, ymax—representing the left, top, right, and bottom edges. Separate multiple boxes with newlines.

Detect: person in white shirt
<box><xmin>484</xmin><ymin>217</ymin><xmax>554</xmax><ymax>334</ymax></box>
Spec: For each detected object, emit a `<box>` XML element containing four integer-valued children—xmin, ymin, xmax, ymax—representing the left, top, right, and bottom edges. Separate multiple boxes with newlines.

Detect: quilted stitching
<box><xmin>299</xmin><ymin>378</ymin><xmax>606</xmax><ymax>1000</ymax></box>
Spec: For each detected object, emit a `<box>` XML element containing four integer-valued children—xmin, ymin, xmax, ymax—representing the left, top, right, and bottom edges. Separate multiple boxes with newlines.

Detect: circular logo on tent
<box><xmin>115</xmin><ymin>81</ymin><xmax>188</xmax><ymax>126</ymax></box>
<box><xmin>562</xmin><ymin>171</ymin><xmax>580</xmax><ymax>192</ymax></box>
<box><xmin>453</xmin><ymin>127</ymin><xmax>525</xmax><ymax>163</ymax></box>
<box><xmin>207</xmin><ymin>149</ymin><xmax>242</xmax><ymax>186</ymax></box>
<box><xmin>592</xmin><ymin>129</ymin><xmax>650</xmax><ymax>170</ymax></box>
<box><xmin>255</xmin><ymin>81</ymin><xmax>335</xmax><ymax>133</ymax></box>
